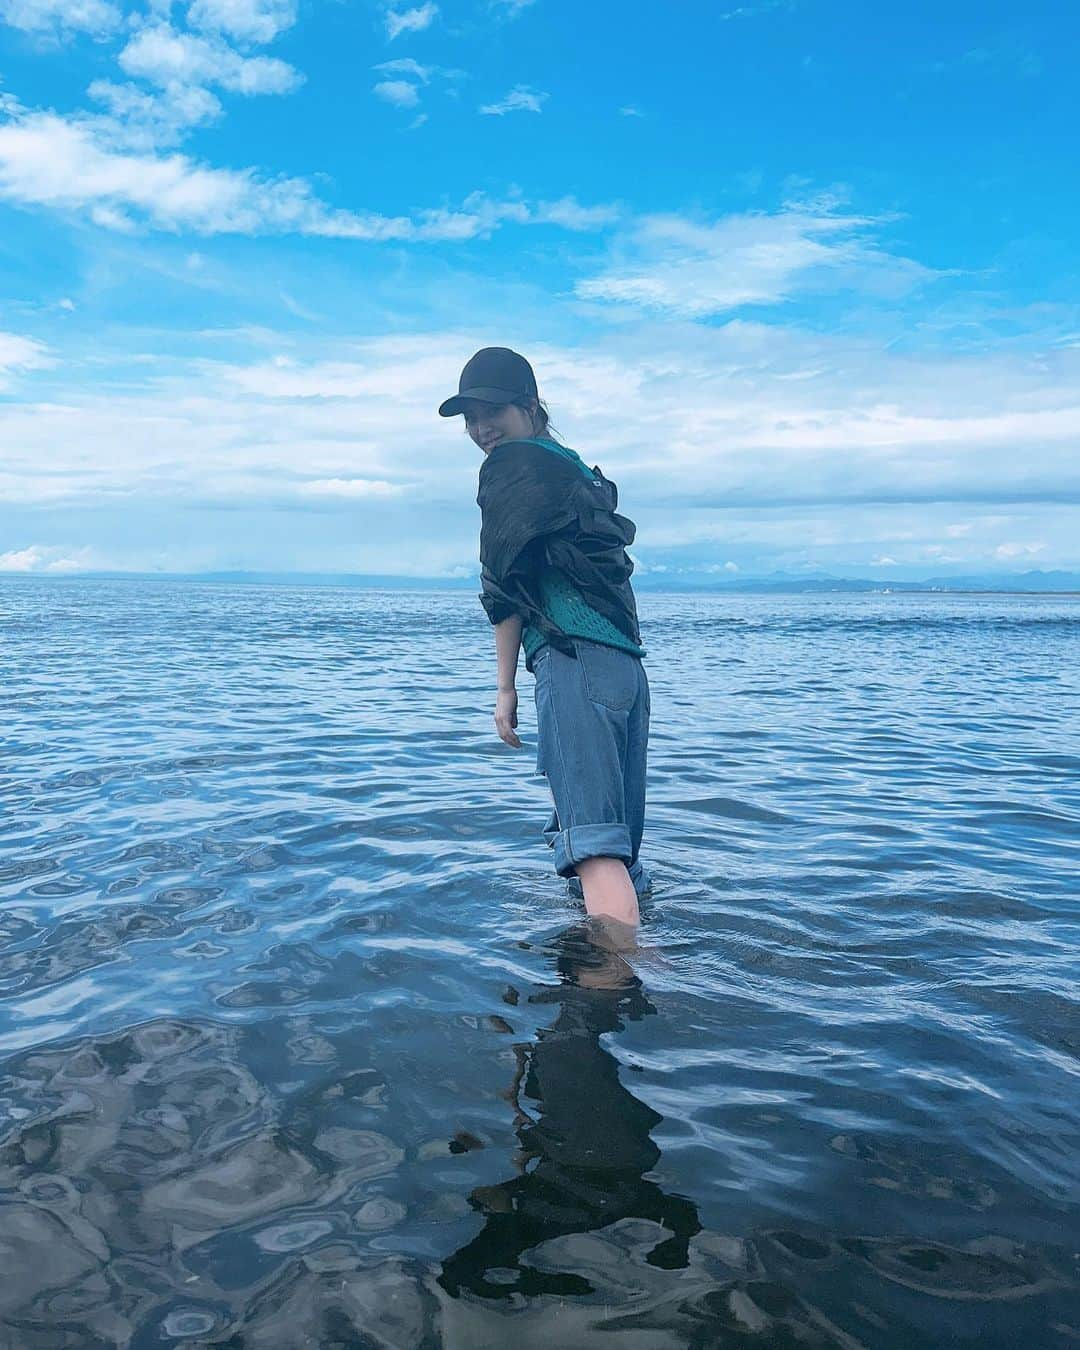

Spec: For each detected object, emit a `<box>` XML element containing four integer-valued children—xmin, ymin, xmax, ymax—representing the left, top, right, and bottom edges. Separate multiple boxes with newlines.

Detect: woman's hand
<box><xmin>494</xmin><ymin>688</ymin><xmax>522</xmax><ymax>748</ymax></box>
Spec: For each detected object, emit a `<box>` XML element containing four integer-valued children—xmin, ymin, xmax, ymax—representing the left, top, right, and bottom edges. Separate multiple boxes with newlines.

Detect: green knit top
<box><xmin>517</xmin><ymin>438</ymin><xmax>647</xmax><ymax>664</ymax></box>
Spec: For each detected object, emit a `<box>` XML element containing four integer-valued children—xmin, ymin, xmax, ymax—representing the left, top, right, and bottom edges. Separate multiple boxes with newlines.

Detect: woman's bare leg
<box><xmin>575</xmin><ymin>856</ymin><xmax>639</xmax><ymax>928</ymax></box>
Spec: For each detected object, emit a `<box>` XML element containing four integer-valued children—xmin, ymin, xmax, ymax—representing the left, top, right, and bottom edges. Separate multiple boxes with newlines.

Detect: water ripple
<box><xmin>0</xmin><ymin>580</ymin><xmax>1077</xmax><ymax>1346</ymax></box>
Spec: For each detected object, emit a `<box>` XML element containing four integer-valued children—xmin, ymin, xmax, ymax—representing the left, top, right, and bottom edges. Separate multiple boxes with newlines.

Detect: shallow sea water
<box><xmin>1</xmin><ymin>578</ymin><xmax>1078</xmax><ymax>1349</ymax></box>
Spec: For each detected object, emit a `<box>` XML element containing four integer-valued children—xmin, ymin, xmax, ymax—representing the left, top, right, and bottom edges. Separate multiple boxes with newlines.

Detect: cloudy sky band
<box><xmin>1</xmin><ymin>0</ymin><xmax>1076</xmax><ymax>578</ymax></box>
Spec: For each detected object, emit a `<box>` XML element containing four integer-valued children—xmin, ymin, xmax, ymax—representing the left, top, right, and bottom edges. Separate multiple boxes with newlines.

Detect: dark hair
<box><xmin>514</xmin><ymin>396</ymin><xmax>559</xmax><ymax>441</ymax></box>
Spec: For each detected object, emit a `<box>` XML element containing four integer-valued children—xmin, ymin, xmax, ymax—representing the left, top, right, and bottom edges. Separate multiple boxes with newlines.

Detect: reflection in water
<box><xmin>0</xmin><ymin>1016</ymin><xmax>412</xmax><ymax>1345</ymax></box>
<box><xmin>2</xmin><ymin>583</ymin><xmax>1078</xmax><ymax>1345</ymax></box>
<box><xmin>0</xmin><ymin>980</ymin><xmax>1072</xmax><ymax>1344</ymax></box>
<box><xmin>439</xmin><ymin>924</ymin><xmax>701</xmax><ymax>1300</ymax></box>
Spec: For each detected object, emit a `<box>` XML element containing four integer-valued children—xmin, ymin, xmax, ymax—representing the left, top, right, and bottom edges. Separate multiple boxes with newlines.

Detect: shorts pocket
<box><xmin>577</xmin><ymin>641</ymin><xmax>637</xmax><ymax>713</ymax></box>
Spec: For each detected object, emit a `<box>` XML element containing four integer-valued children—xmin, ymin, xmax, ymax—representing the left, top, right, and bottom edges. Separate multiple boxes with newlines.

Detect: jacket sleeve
<box><xmin>477</xmin><ymin>444</ymin><xmax>578</xmax><ymax>577</ymax></box>
<box><xmin>478</xmin><ymin>537</ymin><xmax>544</xmax><ymax>625</ymax></box>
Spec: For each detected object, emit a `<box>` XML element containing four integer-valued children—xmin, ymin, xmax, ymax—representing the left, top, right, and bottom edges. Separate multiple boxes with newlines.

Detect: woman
<box><xmin>439</xmin><ymin>347</ymin><xmax>652</xmax><ymax>928</ymax></box>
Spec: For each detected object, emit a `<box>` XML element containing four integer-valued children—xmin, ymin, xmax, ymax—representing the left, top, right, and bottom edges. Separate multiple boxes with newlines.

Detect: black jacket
<box><xmin>476</xmin><ymin>439</ymin><xmax>643</xmax><ymax>670</ymax></box>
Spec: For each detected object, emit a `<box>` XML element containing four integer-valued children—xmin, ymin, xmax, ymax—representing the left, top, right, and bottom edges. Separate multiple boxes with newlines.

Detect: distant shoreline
<box><xmin>2</xmin><ymin>572</ymin><xmax>1078</xmax><ymax>598</ymax></box>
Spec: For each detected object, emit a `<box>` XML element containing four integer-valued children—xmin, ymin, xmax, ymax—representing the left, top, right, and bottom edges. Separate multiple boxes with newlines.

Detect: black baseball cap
<box><xmin>438</xmin><ymin>347</ymin><xmax>538</xmax><ymax>417</ymax></box>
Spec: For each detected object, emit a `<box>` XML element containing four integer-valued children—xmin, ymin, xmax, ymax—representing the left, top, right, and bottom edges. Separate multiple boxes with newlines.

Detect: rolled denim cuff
<box><xmin>627</xmin><ymin>857</ymin><xmax>652</xmax><ymax>896</ymax></box>
<box><xmin>549</xmin><ymin>822</ymin><xmax>633</xmax><ymax>878</ymax></box>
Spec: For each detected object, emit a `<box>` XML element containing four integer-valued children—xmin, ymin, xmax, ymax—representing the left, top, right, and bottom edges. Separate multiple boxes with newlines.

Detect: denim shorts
<box><xmin>532</xmin><ymin>638</ymin><xmax>652</xmax><ymax>899</ymax></box>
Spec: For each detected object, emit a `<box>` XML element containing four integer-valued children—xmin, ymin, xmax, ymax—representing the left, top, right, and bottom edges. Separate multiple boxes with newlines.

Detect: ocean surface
<box><xmin>1</xmin><ymin>578</ymin><xmax>1077</xmax><ymax>1349</ymax></box>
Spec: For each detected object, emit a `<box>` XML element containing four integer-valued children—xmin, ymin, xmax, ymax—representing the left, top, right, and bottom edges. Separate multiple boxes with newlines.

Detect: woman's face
<box><xmin>461</xmin><ymin>399</ymin><xmax>535</xmax><ymax>454</ymax></box>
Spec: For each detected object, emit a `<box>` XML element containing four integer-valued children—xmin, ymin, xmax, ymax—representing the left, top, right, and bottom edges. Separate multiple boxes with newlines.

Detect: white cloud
<box><xmin>373</xmin><ymin>58</ymin><xmax>432</xmax><ymax>83</ymax></box>
<box><xmin>219</xmin><ymin>348</ymin><xmax>462</xmax><ymax>400</ymax></box>
<box><xmin>89</xmin><ymin>79</ymin><xmax>224</xmax><ymax>149</ymax></box>
<box><xmin>0</xmin><ymin>109</ymin><xmax>338</xmax><ymax>234</ymax></box>
<box><xmin>0</xmin><ymin>109</ymin><xmax>459</xmax><ymax>237</ymax></box>
<box><xmin>90</xmin><ymin>202</ymin><xmax>138</xmax><ymax>231</ymax></box>
<box><xmin>577</xmin><ymin>207</ymin><xmax>934</xmax><ymax>316</ymax></box>
<box><xmin>373</xmin><ymin>80</ymin><xmax>420</xmax><ymax>108</ymax></box>
<box><xmin>719</xmin><ymin>0</ymin><xmax>792</xmax><ymax>18</ymax></box>
<box><xmin>994</xmin><ymin>541</ymin><xmax>1045</xmax><ymax>559</ymax></box>
<box><xmin>370</xmin><ymin>59</ymin><xmax>464</xmax><ymax>117</ymax></box>
<box><xmin>0</xmin><ymin>545</ymin><xmax>90</xmax><ymax>573</ymax></box>
<box><xmin>920</xmin><ymin>545</ymin><xmax>964</xmax><ymax>563</ymax></box>
<box><xmin>619</xmin><ymin>105</ymin><xmax>644</xmax><ymax>117</ymax></box>
<box><xmin>870</xmin><ymin>555</ymin><xmax>897</xmax><ymax>566</ymax></box>
<box><xmin>186</xmin><ymin>0</ymin><xmax>298</xmax><ymax>43</ymax></box>
<box><xmin>479</xmin><ymin>85</ymin><xmax>548</xmax><ymax>115</ymax></box>
<box><xmin>119</xmin><ymin>23</ymin><xmax>302</xmax><ymax>96</ymax></box>
<box><xmin>0</xmin><ymin>106</ymin><xmax>621</xmax><ymax>240</ymax></box>
<box><xmin>490</xmin><ymin>0</ymin><xmax>537</xmax><ymax>14</ymax></box>
<box><xmin>385</xmin><ymin>3</ymin><xmax>437</xmax><ymax>39</ymax></box>
<box><xmin>0</xmin><ymin>331</ymin><xmax>50</xmax><ymax>387</ymax></box>
<box><xmin>4</xmin><ymin>327</ymin><xmax>1080</xmax><ymax>575</ymax></box>
<box><xmin>531</xmin><ymin>196</ymin><xmax>619</xmax><ymax>230</ymax></box>
<box><xmin>0</xmin><ymin>0</ymin><xmax>120</xmax><ymax>37</ymax></box>
<box><xmin>297</xmin><ymin>478</ymin><xmax>407</xmax><ymax>499</ymax></box>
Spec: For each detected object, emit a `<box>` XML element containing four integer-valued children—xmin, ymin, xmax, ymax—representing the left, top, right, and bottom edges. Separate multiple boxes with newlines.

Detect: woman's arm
<box><xmin>495</xmin><ymin>612</ymin><xmax>523</xmax><ymax>691</ymax></box>
<box><xmin>493</xmin><ymin>614</ymin><xmax>523</xmax><ymax>748</ymax></box>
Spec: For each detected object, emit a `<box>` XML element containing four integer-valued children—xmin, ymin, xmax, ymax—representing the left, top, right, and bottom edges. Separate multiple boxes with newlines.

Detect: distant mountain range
<box><xmin>12</xmin><ymin>568</ymin><xmax>1079</xmax><ymax>593</ymax></box>
<box><xmin>632</xmin><ymin>569</ymin><xmax>1080</xmax><ymax>594</ymax></box>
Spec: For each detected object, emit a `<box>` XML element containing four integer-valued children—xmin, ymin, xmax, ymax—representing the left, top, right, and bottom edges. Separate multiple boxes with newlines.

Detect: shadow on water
<box><xmin>438</xmin><ymin>923</ymin><xmax>701</xmax><ymax>1300</ymax></box>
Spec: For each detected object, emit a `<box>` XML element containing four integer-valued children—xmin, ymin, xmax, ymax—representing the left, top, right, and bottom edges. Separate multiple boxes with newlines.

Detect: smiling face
<box><xmin>461</xmin><ymin>399</ymin><xmax>536</xmax><ymax>454</ymax></box>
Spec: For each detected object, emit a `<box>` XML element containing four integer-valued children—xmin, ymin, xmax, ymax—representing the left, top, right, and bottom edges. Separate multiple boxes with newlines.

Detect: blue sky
<box><xmin>1</xmin><ymin>0</ymin><xmax>1078</xmax><ymax>581</ymax></box>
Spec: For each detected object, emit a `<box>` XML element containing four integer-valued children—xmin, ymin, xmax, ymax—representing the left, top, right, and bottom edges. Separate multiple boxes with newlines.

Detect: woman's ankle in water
<box><xmin>575</xmin><ymin>857</ymin><xmax>640</xmax><ymax>927</ymax></box>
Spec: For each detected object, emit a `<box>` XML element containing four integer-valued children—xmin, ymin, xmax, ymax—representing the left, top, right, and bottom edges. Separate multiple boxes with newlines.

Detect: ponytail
<box><xmin>516</xmin><ymin>396</ymin><xmax>560</xmax><ymax>442</ymax></box>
